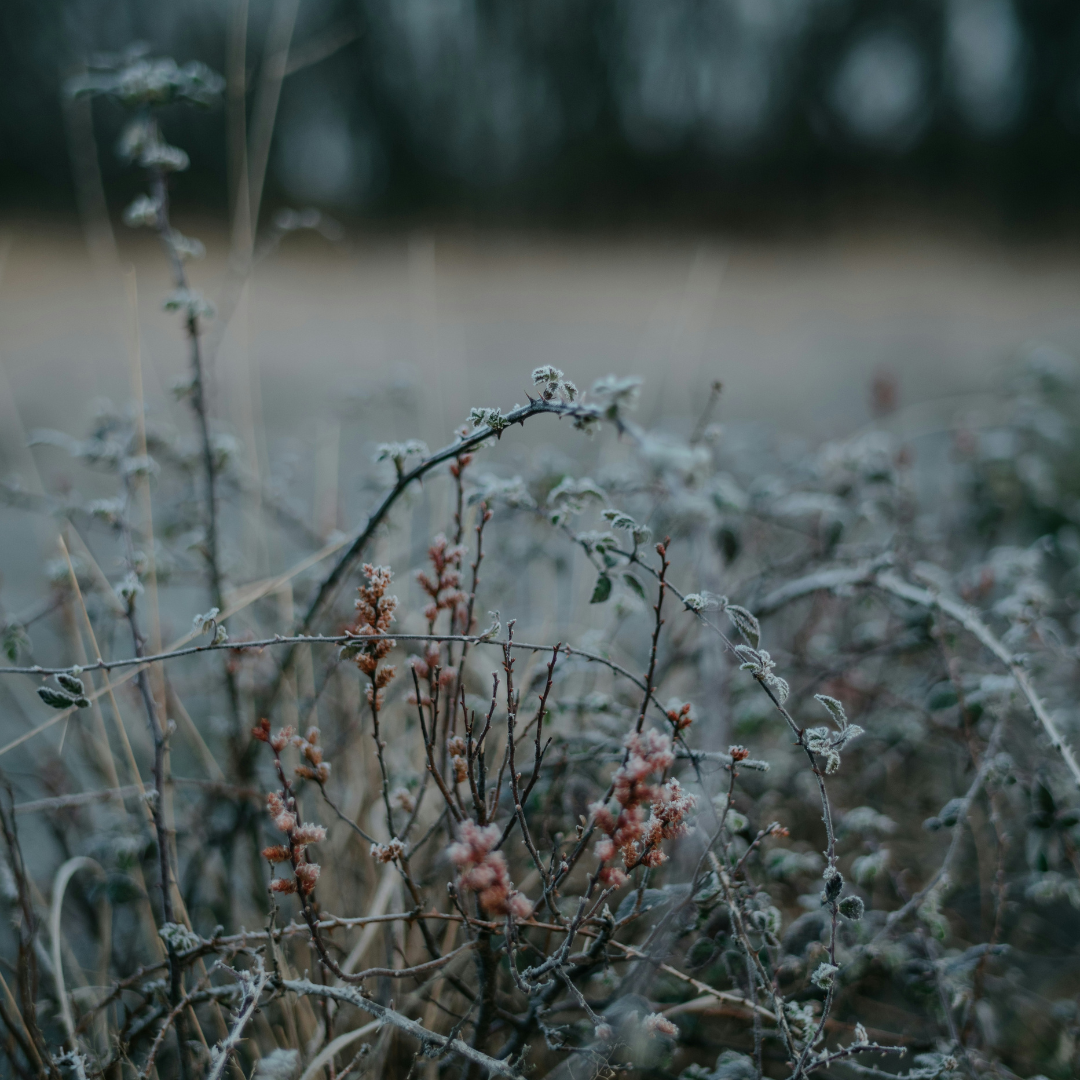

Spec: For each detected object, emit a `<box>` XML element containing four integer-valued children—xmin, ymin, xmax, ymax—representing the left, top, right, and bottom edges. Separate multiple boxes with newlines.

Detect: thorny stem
<box><xmin>452</xmin><ymin>500</ymin><xmax>492</xmax><ymax>711</ymax></box>
<box><xmin>635</xmin><ymin>541</ymin><xmax>669</xmax><ymax>734</ymax></box>
<box><xmin>148</xmin><ymin>160</ymin><xmax>223</xmax><ymax>614</ymax></box>
<box><xmin>119</xmin><ymin>471</ymin><xmax>192</xmax><ymax>1080</ymax></box>
<box><xmin>282</xmin><ymin>979</ymin><xmax>525</xmax><ymax>1079</ymax></box>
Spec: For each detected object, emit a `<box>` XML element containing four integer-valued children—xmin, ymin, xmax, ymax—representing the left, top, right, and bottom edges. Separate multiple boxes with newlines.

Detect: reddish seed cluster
<box><xmin>612</xmin><ymin>729</ymin><xmax>675</xmax><ymax>808</ymax></box>
<box><xmin>370</xmin><ymin>837</ymin><xmax>406</xmax><ymax>864</ymax></box>
<box><xmin>353</xmin><ymin>564</ymin><xmax>397</xmax><ymax>709</ymax></box>
<box><xmin>447</xmin><ymin>820</ymin><xmax>532</xmax><ymax>919</ymax></box>
<box><xmin>294</xmin><ymin>725</ymin><xmax>331</xmax><ymax>783</ymax></box>
<box><xmin>448</xmin><ymin>735</ymin><xmax>469</xmax><ymax>783</ymax></box>
<box><xmin>417</xmin><ymin>534</ymin><xmax>467</xmax><ymax>629</ymax></box>
<box><xmin>262</xmin><ymin>791</ymin><xmax>326</xmax><ymax>895</ymax></box>
<box><xmin>252</xmin><ymin>717</ymin><xmax>283</xmax><ymax>748</ymax></box>
<box><xmin>390</xmin><ymin>786</ymin><xmax>416</xmax><ymax>814</ymax></box>
<box><xmin>643</xmin><ymin>1013</ymin><xmax>678</xmax><ymax>1038</ymax></box>
<box><xmin>253</xmin><ymin>719</ymin><xmax>328</xmax><ymax>896</ymax></box>
<box><xmin>592</xmin><ymin>730</ymin><xmax>695</xmax><ymax>887</ymax></box>
<box><xmin>408</xmin><ymin>643</ymin><xmax>456</xmax><ymax>698</ymax></box>
<box><xmin>666</xmin><ymin>701</ymin><xmax>694</xmax><ymax>731</ymax></box>
<box><xmin>729</xmin><ymin>744</ymin><xmax>751</xmax><ymax>763</ymax></box>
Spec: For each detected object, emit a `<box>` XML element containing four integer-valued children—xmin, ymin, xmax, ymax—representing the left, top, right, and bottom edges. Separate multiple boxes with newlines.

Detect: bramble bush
<box><xmin>1</xmin><ymin>50</ymin><xmax>1079</xmax><ymax>1080</ymax></box>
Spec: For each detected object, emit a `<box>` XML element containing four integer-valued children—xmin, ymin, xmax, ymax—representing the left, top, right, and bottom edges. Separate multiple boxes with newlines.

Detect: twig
<box><xmin>283</xmin><ymin>979</ymin><xmax>525</xmax><ymax>1078</ymax></box>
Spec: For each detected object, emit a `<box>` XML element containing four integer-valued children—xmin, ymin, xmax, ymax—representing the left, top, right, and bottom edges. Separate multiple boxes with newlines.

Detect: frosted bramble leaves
<box><xmin>785</xmin><ymin>1000</ymin><xmax>817</xmax><ymax>1043</ymax></box>
<box><xmin>375</xmin><ymin>441</ymin><xmax>428</xmax><ymax>477</ymax></box>
<box><xmin>575</xmin><ymin>531</ymin><xmax>618</xmax><ymax>556</ymax></box>
<box><xmin>811</xmin><ymin>961</ymin><xmax>838</xmax><ymax>989</ymax></box>
<box><xmin>602</xmin><ymin>508</ymin><xmax>652</xmax><ymax>545</ymax></box>
<box><xmin>852</xmin><ymin>849</ymin><xmax>890</xmax><ymax>886</ymax></box>
<box><xmin>159</xmin><ymin>921</ymin><xmax>201</xmax><ymax>952</ymax></box>
<box><xmin>2</xmin><ymin>624</ymin><xmax>30</xmax><ymax>664</ymax></box>
<box><xmin>469</xmin><ymin>474</ymin><xmax>536</xmax><ymax>509</ymax></box>
<box><xmin>163</xmin><ymin>288</ymin><xmax>215</xmax><ymax>320</ymax></box>
<box><xmin>804</xmin><ymin>723</ymin><xmax>863</xmax><ymax>774</ymax></box>
<box><xmin>116</xmin><ymin>116</ymin><xmax>156</xmax><ymax>161</ymax></box>
<box><xmin>841</xmin><ymin>807</ymin><xmax>895</xmax><ymax>835</ymax></box>
<box><xmin>591</xmin><ymin>374</ymin><xmax>642</xmax><ymax>415</ymax></box>
<box><xmin>703</xmin><ymin>1051</ymin><xmax>758</xmax><ymax>1080</ymax></box>
<box><xmin>532</xmin><ymin>366</ymin><xmax>578</xmax><ymax>403</ymax></box>
<box><xmin>766</xmin><ymin>849</ymin><xmax>822</xmax><ymax>880</ymax></box>
<box><xmin>814</xmin><ymin>694</ymin><xmax>849</xmax><ymax>729</ymax></box>
<box><xmin>170</xmin><ymin>232</ymin><xmax>205</xmax><ymax>261</ymax></box>
<box><xmin>734</xmin><ymin>646</ymin><xmax>790</xmax><ymax>704</ymax></box>
<box><xmin>723</xmin><ymin>603</ymin><xmax>760</xmax><ymax>649</ymax></box>
<box><xmin>547</xmin><ymin>476</ymin><xmax>605</xmax><ymax>516</ymax></box>
<box><xmin>838</xmin><ymin>895</ymin><xmax>865</xmax><ymax>921</ymax></box>
<box><xmin>115</xmin><ymin>572</ymin><xmax>144</xmax><ymax>603</ymax></box>
<box><xmin>37</xmin><ymin>684</ymin><xmax>90</xmax><ymax>710</ymax></box>
<box><xmin>192</xmin><ymin>607</ymin><xmax>220</xmax><ymax>634</ymax></box>
<box><xmin>68</xmin><ymin>57</ymin><xmax>225</xmax><ymax>108</ymax></box>
<box><xmin>122</xmin><ymin>195</ymin><xmax>160</xmax><ymax>228</ymax></box>
<box><xmin>470</xmin><ymin>407</ymin><xmax>510</xmax><ymax>433</ymax></box>
<box><xmin>590</xmin><ymin>574</ymin><xmax>613</xmax><ymax>603</ymax></box>
<box><xmin>139</xmin><ymin>142</ymin><xmax>189</xmax><ymax>172</ymax></box>
<box><xmin>252</xmin><ymin>1050</ymin><xmax>300</xmax><ymax>1080</ymax></box>
<box><xmin>56</xmin><ymin>672</ymin><xmax>86</xmax><ymax>697</ymax></box>
<box><xmin>683</xmin><ymin>591</ymin><xmax>721</xmax><ymax>612</ymax></box>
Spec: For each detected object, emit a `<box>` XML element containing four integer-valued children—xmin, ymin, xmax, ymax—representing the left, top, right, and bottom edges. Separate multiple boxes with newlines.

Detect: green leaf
<box><xmin>686</xmin><ymin>936</ymin><xmax>719</xmax><ymax>968</ymax></box>
<box><xmin>37</xmin><ymin>686</ymin><xmax>76</xmax><ymax>710</ymax></box>
<box><xmin>57</xmin><ymin>672</ymin><xmax>86</xmax><ymax>697</ymax></box>
<box><xmin>622</xmin><ymin>573</ymin><xmax>646</xmax><ymax>600</ymax></box>
<box><xmin>2</xmin><ymin>624</ymin><xmax>30</xmax><ymax>663</ymax></box>
<box><xmin>590</xmin><ymin>574</ymin><xmax>613</xmax><ymax>604</ymax></box>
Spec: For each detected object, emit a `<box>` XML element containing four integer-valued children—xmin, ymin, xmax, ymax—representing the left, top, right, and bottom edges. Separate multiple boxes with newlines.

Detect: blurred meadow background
<box><xmin>8</xmin><ymin>0</ymin><xmax>1080</xmax><ymax>617</ymax></box>
<box><xmin>5</xmin><ymin>3</ymin><xmax>1080</xmax><ymax>1079</ymax></box>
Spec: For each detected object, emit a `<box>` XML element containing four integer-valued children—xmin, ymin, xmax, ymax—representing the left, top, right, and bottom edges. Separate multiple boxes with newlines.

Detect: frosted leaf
<box><xmin>376</xmin><ymin>441</ymin><xmax>428</xmax><ymax>473</ymax></box>
<box><xmin>253</xmin><ymin>1050</ymin><xmax>300</xmax><ymax>1080</ymax></box>
<box><xmin>547</xmin><ymin>476</ymin><xmax>605</xmax><ymax>515</ymax></box>
<box><xmin>469</xmin><ymin>407</ymin><xmax>510</xmax><ymax>433</ymax></box>
<box><xmin>170</xmin><ymin>231</ymin><xmax>205</xmax><ymax>261</ymax></box>
<box><xmin>840</xmin><ymin>807</ymin><xmax>895</xmax><ymax>835</ymax></box>
<box><xmin>192</xmin><ymin>607</ymin><xmax>220</xmax><ymax>634</ymax></box>
<box><xmin>37</xmin><ymin>686</ymin><xmax>82</xmax><ymax>710</ymax></box>
<box><xmin>814</xmin><ymin>694</ymin><xmax>848</xmax><ymax>729</ymax></box>
<box><xmin>838</xmin><ymin>895</ymin><xmax>865</xmax><ymax>921</ymax></box>
<box><xmin>122</xmin><ymin>195</ymin><xmax>160</xmax><ymax>228</ymax></box>
<box><xmin>531</xmin><ymin>366</ymin><xmax>578</xmax><ymax>403</ymax></box>
<box><xmin>469</xmin><ymin>474</ymin><xmax>536</xmax><ymax>509</ymax></box>
<box><xmin>159</xmin><ymin>921</ymin><xmax>201</xmax><ymax>952</ymax></box>
<box><xmin>115</xmin><ymin>572</ymin><xmax>144</xmax><ymax>602</ymax></box>
<box><xmin>683</xmin><ymin>591</ymin><xmax>721</xmax><ymax>612</ymax></box>
<box><xmin>591</xmin><ymin>374</ymin><xmax>642</xmax><ymax>414</ymax></box>
<box><xmin>163</xmin><ymin>288</ymin><xmax>215</xmax><ymax>320</ymax></box>
<box><xmin>724</xmin><ymin>603</ymin><xmax>760</xmax><ymax>649</ymax></box>
<box><xmin>56</xmin><ymin>672</ymin><xmax>86</xmax><ymax>697</ymax></box>
<box><xmin>852</xmin><ymin>848</ymin><xmax>889</xmax><ymax>886</ymax></box>
<box><xmin>139</xmin><ymin>142</ymin><xmax>189</xmax><ymax>172</ymax></box>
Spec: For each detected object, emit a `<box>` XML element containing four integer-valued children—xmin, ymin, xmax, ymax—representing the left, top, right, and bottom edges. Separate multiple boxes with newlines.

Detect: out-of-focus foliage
<box><xmin>7</xmin><ymin>0</ymin><xmax>1080</xmax><ymax>220</ymax></box>
<box><xmin>5</xmin><ymin>38</ymin><xmax>1080</xmax><ymax>1080</ymax></box>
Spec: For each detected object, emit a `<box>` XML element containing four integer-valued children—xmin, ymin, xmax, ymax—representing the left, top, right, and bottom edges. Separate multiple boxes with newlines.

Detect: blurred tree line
<box><xmin>5</xmin><ymin>0</ymin><xmax>1080</xmax><ymax>228</ymax></box>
